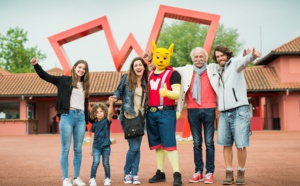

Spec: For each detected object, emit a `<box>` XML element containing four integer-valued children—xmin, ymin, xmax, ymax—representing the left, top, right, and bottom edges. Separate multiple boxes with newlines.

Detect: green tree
<box><xmin>157</xmin><ymin>21</ymin><xmax>243</xmax><ymax>67</ymax></box>
<box><xmin>0</xmin><ymin>27</ymin><xmax>46</xmax><ymax>73</ymax></box>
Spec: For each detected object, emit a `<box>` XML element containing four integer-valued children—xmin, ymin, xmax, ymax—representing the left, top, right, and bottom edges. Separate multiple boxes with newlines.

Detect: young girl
<box><xmin>89</xmin><ymin>97</ymin><xmax>114</xmax><ymax>186</ymax></box>
<box><xmin>30</xmin><ymin>57</ymin><xmax>90</xmax><ymax>186</ymax></box>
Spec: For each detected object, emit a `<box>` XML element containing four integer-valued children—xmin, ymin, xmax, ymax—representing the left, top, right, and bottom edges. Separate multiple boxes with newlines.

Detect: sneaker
<box><xmin>222</xmin><ymin>170</ymin><xmax>234</xmax><ymax>185</ymax></box>
<box><xmin>63</xmin><ymin>178</ymin><xmax>72</xmax><ymax>186</ymax></box>
<box><xmin>133</xmin><ymin>176</ymin><xmax>141</xmax><ymax>185</ymax></box>
<box><xmin>204</xmin><ymin>173</ymin><xmax>214</xmax><ymax>184</ymax></box>
<box><xmin>73</xmin><ymin>177</ymin><xmax>86</xmax><ymax>186</ymax></box>
<box><xmin>173</xmin><ymin>172</ymin><xmax>182</xmax><ymax>186</ymax></box>
<box><xmin>124</xmin><ymin>174</ymin><xmax>132</xmax><ymax>184</ymax></box>
<box><xmin>149</xmin><ymin>169</ymin><xmax>166</xmax><ymax>183</ymax></box>
<box><xmin>189</xmin><ymin>171</ymin><xmax>203</xmax><ymax>183</ymax></box>
<box><xmin>103</xmin><ymin>178</ymin><xmax>111</xmax><ymax>186</ymax></box>
<box><xmin>236</xmin><ymin>170</ymin><xmax>246</xmax><ymax>185</ymax></box>
<box><xmin>89</xmin><ymin>178</ymin><xmax>97</xmax><ymax>186</ymax></box>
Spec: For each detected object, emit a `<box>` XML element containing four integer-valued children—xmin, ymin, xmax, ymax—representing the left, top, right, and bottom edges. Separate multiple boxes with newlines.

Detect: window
<box><xmin>0</xmin><ymin>102</ymin><xmax>20</xmax><ymax>119</ymax></box>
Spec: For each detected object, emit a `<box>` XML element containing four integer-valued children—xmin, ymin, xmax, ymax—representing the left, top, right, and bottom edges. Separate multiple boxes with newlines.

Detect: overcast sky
<box><xmin>1</xmin><ymin>0</ymin><xmax>299</xmax><ymax>72</ymax></box>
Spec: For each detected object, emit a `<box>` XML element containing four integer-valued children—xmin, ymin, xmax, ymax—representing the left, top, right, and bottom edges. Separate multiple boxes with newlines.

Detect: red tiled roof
<box><xmin>0</xmin><ymin>73</ymin><xmax>57</xmax><ymax>96</ymax></box>
<box><xmin>89</xmin><ymin>71</ymin><xmax>126</xmax><ymax>95</ymax></box>
<box><xmin>273</xmin><ymin>36</ymin><xmax>300</xmax><ymax>53</ymax></box>
<box><xmin>1</xmin><ymin>65</ymin><xmax>299</xmax><ymax>98</ymax></box>
<box><xmin>0</xmin><ymin>68</ymin><xmax>11</xmax><ymax>76</ymax></box>
<box><xmin>46</xmin><ymin>67</ymin><xmax>64</xmax><ymax>74</ymax></box>
<box><xmin>256</xmin><ymin>36</ymin><xmax>300</xmax><ymax>65</ymax></box>
<box><xmin>245</xmin><ymin>66</ymin><xmax>300</xmax><ymax>91</ymax></box>
<box><xmin>0</xmin><ymin>68</ymin><xmax>126</xmax><ymax>97</ymax></box>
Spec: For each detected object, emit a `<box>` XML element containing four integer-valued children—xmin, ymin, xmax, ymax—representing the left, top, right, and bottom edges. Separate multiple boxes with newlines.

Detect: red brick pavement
<box><xmin>0</xmin><ymin>131</ymin><xmax>300</xmax><ymax>186</ymax></box>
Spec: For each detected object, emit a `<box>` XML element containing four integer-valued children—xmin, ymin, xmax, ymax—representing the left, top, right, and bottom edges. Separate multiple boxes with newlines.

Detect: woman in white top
<box><xmin>30</xmin><ymin>57</ymin><xmax>90</xmax><ymax>186</ymax></box>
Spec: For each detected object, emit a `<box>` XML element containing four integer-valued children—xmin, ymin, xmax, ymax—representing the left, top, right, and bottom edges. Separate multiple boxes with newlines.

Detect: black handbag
<box><xmin>123</xmin><ymin>110</ymin><xmax>145</xmax><ymax>139</ymax></box>
<box><xmin>122</xmin><ymin>90</ymin><xmax>145</xmax><ymax>139</ymax></box>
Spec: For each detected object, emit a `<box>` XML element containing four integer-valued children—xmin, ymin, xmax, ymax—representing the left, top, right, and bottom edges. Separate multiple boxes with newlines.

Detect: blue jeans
<box><xmin>90</xmin><ymin>147</ymin><xmax>111</xmax><ymax>179</ymax></box>
<box><xmin>59</xmin><ymin>109</ymin><xmax>86</xmax><ymax>179</ymax></box>
<box><xmin>187</xmin><ymin>108</ymin><xmax>215</xmax><ymax>173</ymax></box>
<box><xmin>124</xmin><ymin>136</ymin><xmax>143</xmax><ymax>176</ymax></box>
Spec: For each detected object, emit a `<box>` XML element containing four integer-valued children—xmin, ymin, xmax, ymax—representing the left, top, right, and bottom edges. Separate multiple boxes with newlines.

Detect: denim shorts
<box><xmin>217</xmin><ymin>105</ymin><xmax>251</xmax><ymax>148</ymax></box>
<box><xmin>146</xmin><ymin>109</ymin><xmax>177</xmax><ymax>150</ymax></box>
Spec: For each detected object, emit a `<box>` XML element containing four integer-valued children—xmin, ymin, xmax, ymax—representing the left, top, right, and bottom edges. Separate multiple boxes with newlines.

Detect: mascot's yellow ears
<box><xmin>151</xmin><ymin>40</ymin><xmax>174</xmax><ymax>55</ymax></box>
<box><xmin>151</xmin><ymin>40</ymin><xmax>174</xmax><ymax>71</ymax></box>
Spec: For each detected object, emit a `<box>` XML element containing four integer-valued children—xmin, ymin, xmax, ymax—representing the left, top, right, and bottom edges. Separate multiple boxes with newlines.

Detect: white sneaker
<box><xmin>103</xmin><ymin>178</ymin><xmax>111</xmax><ymax>186</ymax></box>
<box><xmin>124</xmin><ymin>174</ymin><xmax>132</xmax><ymax>184</ymax></box>
<box><xmin>133</xmin><ymin>176</ymin><xmax>141</xmax><ymax>185</ymax></box>
<box><xmin>89</xmin><ymin>178</ymin><xmax>97</xmax><ymax>186</ymax></box>
<box><xmin>73</xmin><ymin>177</ymin><xmax>86</xmax><ymax>186</ymax></box>
<box><xmin>63</xmin><ymin>178</ymin><xmax>72</xmax><ymax>186</ymax></box>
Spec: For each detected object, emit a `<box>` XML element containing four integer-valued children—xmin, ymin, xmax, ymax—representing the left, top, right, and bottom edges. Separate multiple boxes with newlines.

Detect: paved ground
<box><xmin>0</xmin><ymin>131</ymin><xmax>300</xmax><ymax>186</ymax></box>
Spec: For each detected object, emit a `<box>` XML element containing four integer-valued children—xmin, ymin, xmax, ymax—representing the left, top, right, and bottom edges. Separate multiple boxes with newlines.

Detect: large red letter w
<box><xmin>48</xmin><ymin>5</ymin><xmax>220</xmax><ymax>75</ymax></box>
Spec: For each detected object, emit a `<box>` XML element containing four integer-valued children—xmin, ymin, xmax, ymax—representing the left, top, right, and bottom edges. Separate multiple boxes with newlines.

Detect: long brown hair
<box><xmin>126</xmin><ymin>57</ymin><xmax>149</xmax><ymax>92</ymax></box>
<box><xmin>212</xmin><ymin>45</ymin><xmax>234</xmax><ymax>62</ymax></box>
<box><xmin>71</xmin><ymin>60</ymin><xmax>90</xmax><ymax>98</ymax></box>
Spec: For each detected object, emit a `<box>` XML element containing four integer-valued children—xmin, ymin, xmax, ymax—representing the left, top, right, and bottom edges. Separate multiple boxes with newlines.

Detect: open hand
<box><xmin>143</xmin><ymin>50</ymin><xmax>152</xmax><ymax>61</ymax></box>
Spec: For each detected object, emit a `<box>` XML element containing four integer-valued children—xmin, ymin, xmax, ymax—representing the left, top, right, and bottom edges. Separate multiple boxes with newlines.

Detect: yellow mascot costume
<box><xmin>146</xmin><ymin>40</ymin><xmax>182</xmax><ymax>186</ymax></box>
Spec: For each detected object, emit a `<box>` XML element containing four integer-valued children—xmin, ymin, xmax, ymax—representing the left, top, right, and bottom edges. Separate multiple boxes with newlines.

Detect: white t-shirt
<box><xmin>70</xmin><ymin>82</ymin><xmax>85</xmax><ymax>111</ymax></box>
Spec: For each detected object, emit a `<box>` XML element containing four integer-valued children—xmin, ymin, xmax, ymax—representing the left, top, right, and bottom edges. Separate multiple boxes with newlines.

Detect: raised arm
<box><xmin>107</xmin><ymin>96</ymin><xmax>115</xmax><ymax>122</ymax></box>
<box><xmin>30</xmin><ymin>57</ymin><xmax>60</xmax><ymax>86</ymax></box>
<box><xmin>236</xmin><ymin>48</ymin><xmax>261</xmax><ymax>72</ymax></box>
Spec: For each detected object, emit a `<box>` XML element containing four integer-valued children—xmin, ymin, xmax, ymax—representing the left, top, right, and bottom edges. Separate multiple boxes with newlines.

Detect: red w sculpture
<box><xmin>48</xmin><ymin>5</ymin><xmax>220</xmax><ymax>138</ymax></box>
<box><xmin>48</xmin><ymin>5</ymin><xmax>220</xmax><ymax>74</ymax></box>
